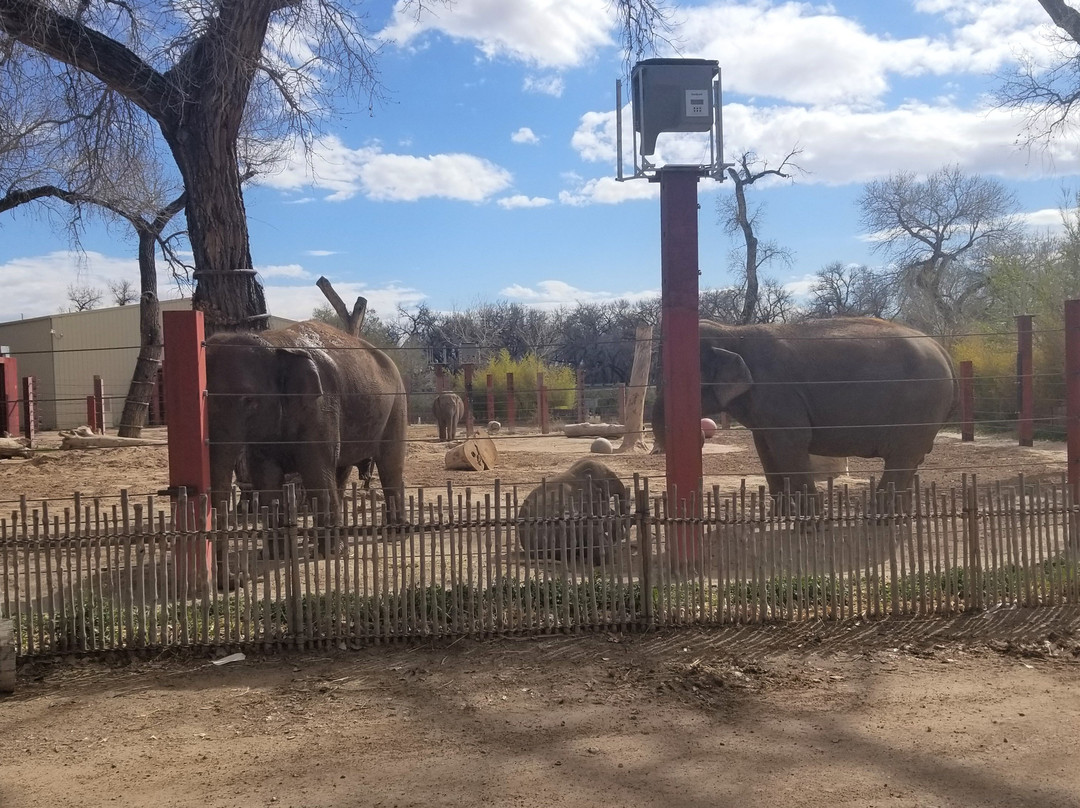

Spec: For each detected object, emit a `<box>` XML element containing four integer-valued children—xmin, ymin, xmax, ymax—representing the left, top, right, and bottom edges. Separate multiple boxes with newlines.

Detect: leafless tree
<box><xmin>808</xmin><ymin>262</ymin><xmax>897</xmax><ymax>319</ymax></box>
<box><xmin>719</xmin><ymin>149</ymin><xmax>801</xmax><ymax>324</ymax></box>
<box><xmin>65</xmin><ymin>283</ymin><xmax>102</xmax><ymax>312</ymax></box>
<box><xmin>108</xmin><ymin>279</ymin><xmax>137</xmax><ymax>306</ymax></box>
<box><xmin>999</xmin><ymin>0</ymin><xmax>1080</xmax><ymax>142</ymax></box>
<box><xmin>859</xmin><ymin>165</ymin><xmax>1021</xmax><ymax>335</ymax></box>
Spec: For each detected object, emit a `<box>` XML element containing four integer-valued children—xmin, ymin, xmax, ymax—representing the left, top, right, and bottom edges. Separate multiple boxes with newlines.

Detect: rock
<box><xmin>590</xmin><ymin>437</ymin><xmax>613</xmax><ymax>454</ymax></box>
<box><xmin>701</xmin><ymin>418</ymin><xmax>717</xmax><ymax>438</ymax></box>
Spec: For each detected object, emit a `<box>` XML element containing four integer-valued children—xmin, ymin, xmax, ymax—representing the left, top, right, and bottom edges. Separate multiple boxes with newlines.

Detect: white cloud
<box><xmin>674</xmin><ymin>1</ymin><xmax>1049</xmax><ymax>107</ymax></box>
<box><xmin>558</xmin><ymin>175</ymin><xmax>659</xmax><ymax>206</ymax></box>
<box><xmin>0</xmin><ymin>251</ymin><xmax>186</xmax><ymax>324</ymax></box>
<box><xmin>497</xmin><ymin>194</ymin><xmax>553</xmax><ymax>209</ymax></box>
<box><xmin>261</xmin><ymin>136</ymin><xmax>513</xmax><ymax>202</ymax></box>
<box><xmin>500</xmin><ymin>280</ymin><xmax>658</xmax><ymax>309</ymax></box>
<box><xmin>264</xmin><ymin>281</ymin><xmax>426</xmax><ymax>322</ymax></box>
<box><xmin>570</xmin><ymin>100</ymin><xmax>1080</xmax><ymax>187</ymax></box>
<box><xmin>511</xmin><ymin>127</ymin><xmax>540</xmax><ymax>145</ymax></box>
<box><xmin>380</xmin><ymin>0</ymin><xmax>613</xmax><ymax>68</ymax></box>
<box><xmin>782</xmin><ymin>273</ymin><xmax>819</xmax><ymax>300</ymax></box>
<box><xmin>523</xmin><ymin>74</ymin><xmax>565</xmax><ymax>97</ymax></box>
<box><xmin>304</xmin><ymin>250</ymin><xmax>341</xmax><ymax>257</ymax></box>
<box><xmin>258</xmin><ymin>264</ymin><xmax>310</xmax><ymax>280</ymax></box>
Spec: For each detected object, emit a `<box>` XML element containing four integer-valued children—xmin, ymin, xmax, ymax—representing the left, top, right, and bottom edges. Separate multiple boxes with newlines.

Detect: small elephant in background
<box><xmin>433</xmin><ymin>392</ymin><xmax>466</xmax><ymax>441</ymax></box>
<box><xmin>516</xmin><ymin>458</ymin><xmax>629</xmax><ymax>565</ymax></box>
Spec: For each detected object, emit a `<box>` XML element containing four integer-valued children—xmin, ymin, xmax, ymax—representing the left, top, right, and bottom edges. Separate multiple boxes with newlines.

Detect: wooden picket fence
<box><xmin>3</xmin><ymin>475</ymin><xmax>1079</xmax><ymax>659</ymax></box>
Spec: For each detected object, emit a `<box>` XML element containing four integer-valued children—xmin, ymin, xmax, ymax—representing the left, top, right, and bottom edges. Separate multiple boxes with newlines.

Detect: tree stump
<box><xmin>444</xmin><ymin>438</ymin><xmax>498</xmax><ymax>471</ymax></box>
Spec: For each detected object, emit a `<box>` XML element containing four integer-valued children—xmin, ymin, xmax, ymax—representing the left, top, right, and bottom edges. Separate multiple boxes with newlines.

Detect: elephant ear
<box><xmin>276</xmin><ymin>348</ymin><xmax>323</xmax><ymax>416</ymax></box>
<box><xmin>707</xmin><ymin>347</ymin><xmax>754</xmax><ymax>410</ymax></box>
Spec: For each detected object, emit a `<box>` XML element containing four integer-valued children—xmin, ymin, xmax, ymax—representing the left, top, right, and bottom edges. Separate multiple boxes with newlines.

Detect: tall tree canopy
<box><xmin>858</xmin><ymin>165</ymin><xmax>1020</xmax><ymax>335</ymax></box>
<box><xmin>0</xmin><ymin>0</ymin><xmax>387</xmax><ymax>331</ymax></box>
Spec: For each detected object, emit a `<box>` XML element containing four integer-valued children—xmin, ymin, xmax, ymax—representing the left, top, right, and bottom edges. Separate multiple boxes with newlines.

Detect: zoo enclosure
<box><xmin>4</xmin><ymin>475</ymin><xmax>1080</xmax><ymax>659</ymax></box>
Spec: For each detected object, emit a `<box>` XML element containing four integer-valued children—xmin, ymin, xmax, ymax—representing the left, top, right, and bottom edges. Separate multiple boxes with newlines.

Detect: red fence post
<box><xmin>434</xmin><ymin>364</ymin><xmax>447</xmax><ymax>394</ymax></box>
<box><xmin>506</xmin><ymin>372</ymin><xmax>516</xmax><ymax>433</ymax></box>
<box><xmin>21</xmin><ymin>376</ymin><xmax>35</xmax><ymax>445</ymax></box>
<box><xmin>93</xmin><ymin>375</ymin><xmax>106</xmax><ymax>434</ymax></box>
<box><xmin>1066</xmin><ymin>300</ymin><xmax>1080</xmax><ymax>497</ymax></box>
<box><xmin>660</xmin><ymin>167</ymin><xmax>703</xmax><ymax>561</ymax></box>
<box><xmin>576</xmin><ymin>367</ymin><xmax>586</xmax><ymax>422</ymax></box>
<box><xmin>163</xmin><ymin>310</ymin><xmax>212</xmax><ymax>591</ymax></box>
<box><xmin>960</xmin><ymin>360</ymin><xmax>975</xmax><ymax>442</ymax></box>
<box><xmin>486</xmin><ymin>373</ymin><xmax>495</xmax><ymax>423</ymax></box>
<box><xmin>1017</xmin><ymin>314</ymin><xmax>1034</xmax><ymax>447</ymax></box>
<box><xmin>85</xmin><ymin>396</ymin><xmax>98</xmax><ymax>433</ymax></box>
<box><xmin>0</xmin><ymin>356</ymin><xmax>19</xmax><ymax>436</ymax></box>
<box><xmin>463</xmin><ymin>363</ymin><xmax>475</xmax><ymax>438</ymax></box>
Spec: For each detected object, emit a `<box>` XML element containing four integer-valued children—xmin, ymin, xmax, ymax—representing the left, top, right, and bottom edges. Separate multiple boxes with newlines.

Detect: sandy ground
<box><xmin>4</xmin><ymin>609</ymin><xmax>1080</xmax><ymax>808</ymax></box>
<box><xmin>3</xmin><ymin>425</ymin><xmax>1079</xmax><ymax>807</ymax></box>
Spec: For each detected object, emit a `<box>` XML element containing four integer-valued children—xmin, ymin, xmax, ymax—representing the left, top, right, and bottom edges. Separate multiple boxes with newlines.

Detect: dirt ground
<box><xmin>3</xmin><ymin>426</ymin><xmax>1079</xmax><ymax>807</ymax></box>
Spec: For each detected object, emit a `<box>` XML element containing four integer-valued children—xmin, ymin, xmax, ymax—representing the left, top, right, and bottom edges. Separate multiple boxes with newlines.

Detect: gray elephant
<box><xmin>653</xmin><ymin>318</ymin><xmax>957</xmax><ymax>497</ymax></box>
<box><xmin>516</xmin><ymin>458</ymin><xmax>629</xmax><ymax>564</ymax></box>
<box><xmin>433</xmin><ymin>391</ymin><xmax>465</xmax><ymax>441</ymax></box>
<box><xmin>206</xmin><ymin>320</ymin><xmax>407</xmax><ymax>547</ymax></box>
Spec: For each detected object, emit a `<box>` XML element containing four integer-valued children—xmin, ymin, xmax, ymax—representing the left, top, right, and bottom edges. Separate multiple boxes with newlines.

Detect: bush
<box><xmin>454</xmin><ymin>349</ymin><xmax>576</xmax><ymax>423</ymax></box>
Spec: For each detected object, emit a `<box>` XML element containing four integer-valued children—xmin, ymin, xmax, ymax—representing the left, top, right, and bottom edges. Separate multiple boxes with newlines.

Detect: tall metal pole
<box><xmin>1066</xmin><ymin>300</ymin><xmax>1080</xmax><ymax>496</ymax></box>
<box><xmin>660</xmin><ymin>167</ymin><xmax>703</xmax><ymax>559</ymax></box>
<box><xmin>1017</xmin><ymin>314</ymin><xmax>1034</xmax><ymax>447</ymax></box>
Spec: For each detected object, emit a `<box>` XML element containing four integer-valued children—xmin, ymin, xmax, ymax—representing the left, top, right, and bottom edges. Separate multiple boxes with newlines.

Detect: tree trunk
<box><xmin>617</xmin><ymin>324</ymin><xmax>654</xmax><ymax>453</ymax></box>
<box><xmin>117</xmin><ymin>221</ymin><xmax>162</xmax><ymax>436</ymax></box>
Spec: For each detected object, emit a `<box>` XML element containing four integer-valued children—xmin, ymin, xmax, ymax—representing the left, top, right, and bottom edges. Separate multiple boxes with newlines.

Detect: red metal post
<box><xmin>486</xmin><ymin>373</ymin><xmax>495</xmax><ymax>423</ymax></box>
<box><xmin>93</xmin><ymin>375</ymin><xmax>105</xmax><ymax>434</ymax></box>
<box><xmin>434</xmin><ymin>364</ymin><xmax>447</xmax><ymax>394</ymax></box>
<box><xmin>1017</xmin><ymin>315</ymin><xmax>1034</xmax><ymax>447</ymax></box>
<box><xmin>576</xmin><ymin>367</ymin><xmax>586</xmax><ymax>422</ymax></box>
<box><xmin>21</xmin><ymin>376</ymin><xmax>35</xmax><ymax>444</ymax></box>
<box><xmin>0</xmin><ymin>357</ymin><xmax>19</xmax><ymax>436</ymax></box>
<box><xmin>660</xmin><ymin>167</ymin><xmax>703</xmax><ymax>558</ymax></box>
<box><xmin>506</xmin><ymin>372</ymin><xmax>516</xmax><ymax>432</ymax></box>
<box><xmin>463</xmin><ymin>363</ymin><xmax>475</xmax><ymax>438</ymax></box>
<box><xmin>960</xmin><ymin>360</ymin><xmax>975</xmax><ymax>442</ymax></box>
<box><xmin>85</xmin><ymin>396</ymin><xmax>98</xmax><ymax>433</ymax></box>
<box><xmin>163</xmin><ymin>310</ymin><xmax>212</xmax><ymax>591</ymax></box>
<box><xmin>1066</xmin><ymin>300</ymin><xmax>1080</xmax><ymax>496</ymax></box>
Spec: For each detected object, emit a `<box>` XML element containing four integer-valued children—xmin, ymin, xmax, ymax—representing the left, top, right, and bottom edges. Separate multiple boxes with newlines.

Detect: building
<box><xmin>0</xmin><ymin>300</ymin><xmax>293</xmax><ymax>430</ymax></box>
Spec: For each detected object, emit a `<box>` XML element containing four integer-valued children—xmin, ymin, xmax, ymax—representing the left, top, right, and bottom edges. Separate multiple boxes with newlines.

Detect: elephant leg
<box><xmin>878</xmin><ymin>451</ymin><xmax>925</xmax><ymax>514</ymax></box>
<box><xmin>374</xmin><ymin>438</ymin><xmax>407</xmax><ymax>526</ymax></box>
<box><xmin>752</xmin><ymin>429</ymin><xmax>817</xmax><ymax>510</ymax></box>
<box><xmin>449</xmin><ymin>412</ymin><xmax>458</xmax><ymax>441</ymax></box>
<box><xmin>249</xmin><ymin>458</ymin><xmax>288</xmax><ymax>557</ymax></box>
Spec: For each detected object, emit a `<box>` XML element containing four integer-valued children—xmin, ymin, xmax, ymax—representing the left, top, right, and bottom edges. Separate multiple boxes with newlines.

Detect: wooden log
<box><xmin>618</xmin><ymin>324</ymin><xmax>654</xmax><ymax>453</ymax></box>
<box><xmin>444</xmin><ymin>438</ymin><xmax>498</xmax><ymax>471</ymax></box>
<box><xmin>563</xmin><ymin>422</ymin><xmax>626</xmax><ymax>438</ymax></box>
<box><xmin>316</xmin><ymin>276</ymin><xmax>367</xmax><ymax>337</ymax></box>
<box><xmin>0</xmin><ymin>436</ymin><xmax>31</xmax><ymax>458</ymax></box>
<box><xmin>60</xmin><ymin>431</ymin><xmax>168</xmax><ymax>450</ymax></box>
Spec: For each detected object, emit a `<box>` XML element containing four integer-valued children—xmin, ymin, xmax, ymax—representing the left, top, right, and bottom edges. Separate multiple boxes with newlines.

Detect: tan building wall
<box><xmin>0</xmin><ymin>301</ymin><xmax>295</xmax><ymax>430</ymax></box>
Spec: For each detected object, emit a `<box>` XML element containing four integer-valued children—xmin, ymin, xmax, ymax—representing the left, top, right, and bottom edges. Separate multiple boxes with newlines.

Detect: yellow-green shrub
<box><xmin>453</xmin><ymin>349</ymin><xmax>576</xmax><ymax>423</ymax></box>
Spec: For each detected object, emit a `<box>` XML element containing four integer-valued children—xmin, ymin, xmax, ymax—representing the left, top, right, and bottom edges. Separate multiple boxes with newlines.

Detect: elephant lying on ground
<box><xmin>652</xmin><ymin>318</ymin><xmax>957</xmax><ymax>498</ymax></box>
<box><xmin>206</xmin><ymin>321</ymin><xmax>407</xmax><ymax>561</ymax></box>
<box><xmin>433</xmin><ymin>392</ymin><xmax>465</xmax><ymax>441</ymax></box>
<box><xmin>516</xmin><ymin>458</ymin><xmax>629</xmax><ymax>564</ymax></box>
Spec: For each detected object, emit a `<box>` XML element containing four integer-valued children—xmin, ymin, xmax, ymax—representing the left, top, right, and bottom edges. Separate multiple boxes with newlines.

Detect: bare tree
<box><xmin>108</xmin><ymin>279</ymin><xmax>137</xmax><ymax>306</ymax></box>
<box><xmin>808</xmin><ymin>262</ymin><xmax>897</xmax><ymax>319</ymax></box>
<box><xmin>66</xmin><ymin>283</ymin><xmax>102</xmax><ymax>312</ymax></box>
<box><xmin>720</xmin><ymin>149</ymin><xmax>801</xmax><ymax>324</ymax></box>
<box><xmin>999</xmin><ymin>0</ymin><xmax>1080</xmax><ymax>142</ymax></box>
<box><xmin>859</xmin><ymin>165</ymin><xmax>1021</xmax><ymax>335</ymax></box>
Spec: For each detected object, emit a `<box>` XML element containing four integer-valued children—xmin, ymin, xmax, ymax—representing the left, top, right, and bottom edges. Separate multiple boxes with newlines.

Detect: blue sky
<box><xmin>3</xmin><ymin>0</ymin><xmax>1080</xmax><ymax>323</ymax></box>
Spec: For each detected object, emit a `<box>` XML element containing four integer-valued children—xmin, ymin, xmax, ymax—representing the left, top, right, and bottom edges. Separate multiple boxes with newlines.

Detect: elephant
<box><xmin>433</xmin><ymin>391</ymin><xmax>466</xmax><ymax>441</ymax></box>
<box><xmin>516</xmin><ymin>458</ymin><xmax>630</xmax><ymax>564</ymax></box>
<box><xmin>652</xmin><ymin>318</ymin><xmax>957</xmax><ymax>498</ymax></box>
<box><xmin>206</xmin><ymin>320</ymin><xmax>407</xmax><ymax>553</ymax></box>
